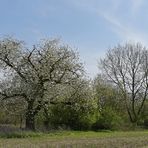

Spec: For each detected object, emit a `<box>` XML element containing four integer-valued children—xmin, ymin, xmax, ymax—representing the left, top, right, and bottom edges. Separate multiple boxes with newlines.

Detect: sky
<box><xmin>0</xmin><ymin>0</ymin><xmax>148</xmax><ymax>78</ymax></box>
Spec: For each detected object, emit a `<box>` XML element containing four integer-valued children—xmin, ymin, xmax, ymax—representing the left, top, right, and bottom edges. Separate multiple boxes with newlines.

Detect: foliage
<box><xmin>100</xmin><ymin>43</ymin><xmax>148</xmax><ymax>124</ymax></box>
<box><xmin>0</xmin><ymin>37</ymin><xmax>84</xmax><ymax>130</ymax></box>
<box><xmin>43</xmin><ymin>104</ymin><xmax>95</xmax><ymax>130</ymax></box>
<box><xmin>92</xmin><ymin>107</ymin><xmax>123</xmax><ymax>130</ymax></box>
<box><xmin>40</xmin><ymin>79</ymin><xmax>97</xmax><ymax>130</ymax></box>
<box><xmin>0</xmin><ymin>37</ymin><xmax>148</xmax><ymax>131</ymax></box>
<box><xmin>93</xmin><ymin>75</ymin><xmax>124</xmax><ymax>112</ymax></box>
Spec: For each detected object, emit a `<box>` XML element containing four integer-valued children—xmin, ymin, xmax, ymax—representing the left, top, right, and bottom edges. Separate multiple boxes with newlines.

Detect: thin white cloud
<box><xmin>99</xmin><ymin>12</ymin><xmax>148</xmax><ymax>45</ymax></box>
<box><xmin>130</xmin><ymin>0</ymin><xmax>144</xmax><ymax>14</ymax></box>
<box><xmin>68</xmin><ymin>0</ymin><xmax>147</xmax><ymax>45</ymax></box>
<box><xmin>35</xmin><ymin>0</ymin><xmax>147</xmax><ymax>77</ymax></box>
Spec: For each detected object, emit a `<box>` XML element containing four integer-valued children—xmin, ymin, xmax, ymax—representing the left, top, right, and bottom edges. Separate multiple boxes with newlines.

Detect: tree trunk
<box><xmin>25</xmin><ymin>100</ymin><xmax>35</xmax><ymax>130</ymax></box>
<box><xmin>25</xmin><ymin>111</ymin><xmax>35</xmax><ymax>130</ymax></box>
<box><xmin>25</xmin><ymin>100</ymin><xmax>44</xmax><ymax>130</ymax></box>
<box><xmin>43</xmin><ymin>108</ymin><xmax>50</xmax><ymax>130</ymax></box>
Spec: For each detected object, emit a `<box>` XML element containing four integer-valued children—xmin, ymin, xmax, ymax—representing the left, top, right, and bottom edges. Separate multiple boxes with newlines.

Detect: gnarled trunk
<box><xmin>25</xmin><ymin>100</ymin><xmax>44</xmax><ymax>130</ymax></box>
<box><xmin>25</xmin><ymin>100</ymin><xmax>35</xmax><ymax>130</ymax></box>
<box><xmin>43</xmin><ymin>108</ymin><xmax>50</xmax><ymax>130</ymax></box>
<box><xmin>25</xmin><ymin>110</ymin><xmax>35</xmax><ymax>130</ymax></box>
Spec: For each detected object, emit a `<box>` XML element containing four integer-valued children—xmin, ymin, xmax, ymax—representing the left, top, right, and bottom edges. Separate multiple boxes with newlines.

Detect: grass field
<box><xmin>0</xmin><ymin>130</ymin><xmax>148</xmax><ymax>148</ymax></box>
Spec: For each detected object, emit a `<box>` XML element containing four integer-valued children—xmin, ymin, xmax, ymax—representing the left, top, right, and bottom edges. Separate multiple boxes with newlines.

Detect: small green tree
<box><xmin>92</xmin><ymin>75</ymin><xmax>124</xmax><ymax>130</ymax></box>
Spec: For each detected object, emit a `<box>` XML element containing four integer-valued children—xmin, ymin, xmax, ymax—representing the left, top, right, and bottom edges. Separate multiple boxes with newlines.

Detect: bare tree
<box><xmin>0</xmin><ymin>37</ymin><xmax>84</xmax><ymax>130</ymax></box>
<box><xmin>100</xmin><ymin>43</ymin><xmax>148</xmax><ymax>124</ymax></box>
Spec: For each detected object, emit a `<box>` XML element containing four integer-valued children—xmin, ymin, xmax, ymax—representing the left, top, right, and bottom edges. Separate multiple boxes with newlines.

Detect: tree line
<box><xmin>0</xmin><ymin>37</ymin><xmax>148</xmax><ymax>131</ymax></box>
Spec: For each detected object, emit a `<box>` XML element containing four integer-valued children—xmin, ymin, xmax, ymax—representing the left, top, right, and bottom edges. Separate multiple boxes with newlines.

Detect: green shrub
<box><xmin>43</xmin><ymin>104</ymin><xmax>95</xmax><ymax>131</ymax></box>
<box><xmin>92</xmin><ymin>108</ymin><xmax>123</xmax><ymax>130</ymax></box>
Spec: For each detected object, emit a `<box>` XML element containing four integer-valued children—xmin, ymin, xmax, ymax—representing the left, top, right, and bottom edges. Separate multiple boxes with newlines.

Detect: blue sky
<box><xmin>0</xmin><ymin>0</ymin><xmax>148</xmax><ymax>78</ymax></box>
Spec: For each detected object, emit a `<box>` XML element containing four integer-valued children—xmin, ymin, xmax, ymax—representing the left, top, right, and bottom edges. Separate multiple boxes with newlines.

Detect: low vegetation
<box><xmin>0</xmin><ymin>131</ymin><xmax>148</xmax><ymax>148</ymax></box>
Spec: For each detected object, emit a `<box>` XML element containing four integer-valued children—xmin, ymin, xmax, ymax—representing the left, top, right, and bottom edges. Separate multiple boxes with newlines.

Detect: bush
<box><xmin>92</xmin><ymin>108</ymin><xmax>123</xmax><ymax>130</ymax></box>
<box><xmin>42</xmin><ymin>104</ymin><xmax>95</xmax><ymax>131</ymax></box>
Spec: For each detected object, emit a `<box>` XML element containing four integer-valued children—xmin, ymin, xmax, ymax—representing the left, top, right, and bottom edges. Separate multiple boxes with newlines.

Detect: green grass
<box><xmin>0</xmin><ymin>130</ymin><xmax>148</xmax><ymax>147</ymax></box>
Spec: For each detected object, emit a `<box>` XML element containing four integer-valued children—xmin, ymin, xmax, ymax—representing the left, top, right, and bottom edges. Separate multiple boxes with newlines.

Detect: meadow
<box><xmin>0</xmin><ymin>130</ymin><xmax>148</xmax><ymax>148</ymax></box>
